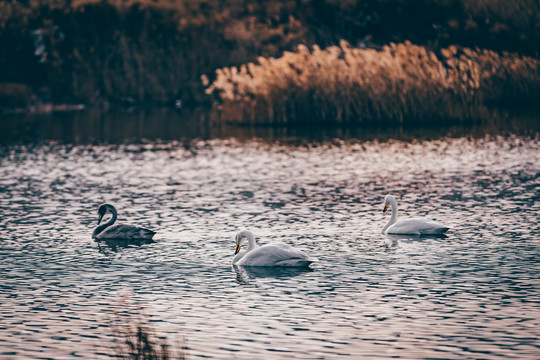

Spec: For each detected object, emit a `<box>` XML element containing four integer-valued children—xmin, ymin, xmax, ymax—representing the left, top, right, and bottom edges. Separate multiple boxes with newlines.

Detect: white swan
<box><xmin>92</xmin><ymin>203</ymin><xmax>156</xmax><ymax>240</ymax></box>
<box><xmin>382</xmin><ymin>195</ymin><xmax>449</xmax><ymax>235</ymax></box>
<box><xmin>232</xmin><ymin>230</ymin><xmax>318</xmax><ymax>267</ymax></box>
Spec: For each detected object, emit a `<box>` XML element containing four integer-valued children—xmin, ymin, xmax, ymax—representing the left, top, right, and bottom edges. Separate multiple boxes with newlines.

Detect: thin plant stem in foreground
<box><xmin>109</xmin><ymin>293</ymin><xmax>187</xmax><ymax>360</ymax></box>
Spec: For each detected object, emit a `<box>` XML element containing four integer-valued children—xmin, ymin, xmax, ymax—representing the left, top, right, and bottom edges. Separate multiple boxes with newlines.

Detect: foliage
<box><xmin>207</xmin><ymin>40</ymin><xmax>540</xmax><ymax>124</ymax></box>
<box><xmin>0</xmin><ymin>0</ymin><xmax>538</xmax><ymax>109</ymax></box>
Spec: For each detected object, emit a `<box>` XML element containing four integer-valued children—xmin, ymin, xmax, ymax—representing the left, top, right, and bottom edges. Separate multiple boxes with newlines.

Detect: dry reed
<box><xmin>0</xmin><ymin>0</ymin><xmax>538</xmax><ymax>109</ymax></box>
<box><xmin>206</xmin><ymin>41</ymin><xmax>540</xmax><ymax>124</ymax></box>
<box><xmin>110</xmin><ymin>294</ymin><xmax>187</xmax><ymax>360</ymax></box>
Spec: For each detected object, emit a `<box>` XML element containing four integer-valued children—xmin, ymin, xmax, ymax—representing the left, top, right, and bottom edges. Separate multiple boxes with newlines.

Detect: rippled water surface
<box><xmin>1</xmin><ymin>111</ymin><xmax>539</xmax><ymax>359</ymax></box>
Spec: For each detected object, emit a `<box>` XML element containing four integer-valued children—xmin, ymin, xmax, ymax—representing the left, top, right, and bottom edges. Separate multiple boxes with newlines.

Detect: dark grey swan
<box><xmin>92</xmin><ymin>204</ymin><xmax>156</xmax><ymax>240</ymax></box>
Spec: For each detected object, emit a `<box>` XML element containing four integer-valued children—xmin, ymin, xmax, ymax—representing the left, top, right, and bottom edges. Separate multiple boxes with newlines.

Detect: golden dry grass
<box><xmin>0</xmin><ymin>0</ymin><xmax>538</xmax><ymax>110</ymax></box>
<box><xmin>110</xmin><ymin>294</ymin><xmax>187</xmax><ymax>360</ymax></box>
<box><xmin>206</xmin><ymin>41</ymin><xmax>540</xmax><ymax>124</ymax></box>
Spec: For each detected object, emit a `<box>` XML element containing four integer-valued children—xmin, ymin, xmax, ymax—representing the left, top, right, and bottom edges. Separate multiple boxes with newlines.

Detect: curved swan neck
<box><xmin>232</xmin><ymin>230</ymin><xmax>257</xmax><ymax>265</ymax></box>
<box><xmin>92</xmin><ymin>204</ymin><xmax>117</xmax><ymax>237</ymax></box>
<box><xmin>382</xmin><ymin>196</ymin><xmax>399</xmax><ymax>234</ymax></box>
<box><xmin>244</xmin><ymin>231</ymin><xmax>257</xmax><ymax>251</ymax></box>
<box><xmin>389</xmin><ymin>196</ymin><xmax>399</xmax><ymax>222</ymax></box>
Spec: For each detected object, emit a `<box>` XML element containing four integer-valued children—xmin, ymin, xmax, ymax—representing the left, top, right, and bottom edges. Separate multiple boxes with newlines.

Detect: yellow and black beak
<box><xmin>234</xmin><ymin>242</ymin><xmax>241</xmax><ymax>255</ymax></box>
<box><xmin>97</xmin><ymin>213</ymin><xmax>103</xmax><ymax>225</ymax></box>
<box><xmin>383</xmin><ymin>203</ymin><xmax>389</xmax><ymax>213</ymax></box>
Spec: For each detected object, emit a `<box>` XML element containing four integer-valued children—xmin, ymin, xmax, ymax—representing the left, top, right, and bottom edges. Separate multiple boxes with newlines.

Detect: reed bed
<box><xmin>0</xmin><ymin>0</ymin><xmax>538</xmax><ymax>110</ymax></box>
<box><xmin>206</xmin><ymin>41</ymin><xmax>540</xmax><ymax>124</ymax></box>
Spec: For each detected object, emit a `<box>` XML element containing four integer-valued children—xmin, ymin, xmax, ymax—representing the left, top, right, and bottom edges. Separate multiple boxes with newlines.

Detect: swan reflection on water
<box><xmin>233</xmin><ymin>265</ymin><xmax>314</xmax><ymax>284</ymax></box>
<box><xmin>386</xmin><ymin>233</ymin><xmax>449</xmax><ymax>241</ymax></box>
<box><xmin>96</xmin><ymin>238</ymin><xmax>156</xmax><ymax>254</ymax></box>
<box><xmin>384</xmin><ymin>233</ymin><xmax>449</xmax><ymax>248</ymax></box>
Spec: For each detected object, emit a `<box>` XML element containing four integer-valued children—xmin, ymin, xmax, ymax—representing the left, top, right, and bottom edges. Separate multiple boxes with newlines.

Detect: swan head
<box><xmin>97</xmin><ymin>203</ymin><xmax>113</xmax><ymax>224</ymax></box>
<box><xmin>234</xmin><ymin>230</ymin><xmax>254</xmax><ymax>254</ymax></box>
<box><xmin>383</xmin><ymin>194</ymin><xmax>393</xmax><ymax>213</ymax></box>
<box><xmin>383</xmin><ymin>194</ymin><xmax>399</xmax><ymax>213</ymax></box>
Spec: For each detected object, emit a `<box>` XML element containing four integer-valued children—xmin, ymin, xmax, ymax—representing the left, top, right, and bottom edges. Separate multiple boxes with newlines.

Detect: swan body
<box><xmin>382</xmin><ymin>195</ymin><xmax>449</xmax><ymax>235</ymax></box>
<box><xmin>233</xmin><ymin>230</ymin><xmax>317</xmax><ymax>267</ymax></box>
<box><xmin>92</xmin><ymin>204</ymin><xmax>156</xmax><ymax>240</ymax></box>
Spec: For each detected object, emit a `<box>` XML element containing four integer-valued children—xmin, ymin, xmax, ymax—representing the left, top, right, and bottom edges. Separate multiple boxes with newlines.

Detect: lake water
<box><xmin>1</xmin><ymin>109</ymin><xmax>539</xmax><ymax>359</ymax></box>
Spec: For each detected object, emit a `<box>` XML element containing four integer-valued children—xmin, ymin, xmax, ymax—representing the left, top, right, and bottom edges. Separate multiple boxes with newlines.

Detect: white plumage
<box><xmin>232</xmin><ymin>230</ymin><xmax>317</xmax><ymax>267</ymax></box>
<box><xmin>382</xmin><ymin>195</ymin><xmax>449</xmax><ymax>235</ymax></box>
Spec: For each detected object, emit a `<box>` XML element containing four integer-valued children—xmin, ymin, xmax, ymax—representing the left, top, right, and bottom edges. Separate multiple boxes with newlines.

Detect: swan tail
<box><xmin>139</xmin><ymin>228</ymin><xmax>156</xmax><ymax>239</ymax></box>
<box><xmin>275</xmin><ymin>257</ymin><xmax>318</xmax><ymax>267</ymax></box>
<box><xmin>421</xmin><ymin>227</ymin><xmax>450</xmax><ymax>235</ymax></box>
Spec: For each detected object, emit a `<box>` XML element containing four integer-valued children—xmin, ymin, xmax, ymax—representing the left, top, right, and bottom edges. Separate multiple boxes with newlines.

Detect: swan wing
<box><xmin>95</xmin><ymin>224</ymin><xmax>156</xmax><ymax>240</ymax></box>
<box><xmin>387</xmin><ymin>218</ymin><xmax>449</xmax><ymax>235</ymax></box>
<box><xmin>238</xmin><ymin>242</ymin><xmax>317</xmax><ymax>267</ymax></box>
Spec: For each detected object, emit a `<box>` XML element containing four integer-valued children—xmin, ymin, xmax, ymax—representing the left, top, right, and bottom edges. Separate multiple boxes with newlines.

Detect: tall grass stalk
<box><xmin>206</xmin><ymin>41</ymin><xmax>540</xmax><ymax>124</ymax></box>
<box><xmin>110</xmin><ymin>294</ymin><xmax>187</xmax><ymax>360</ymax></box>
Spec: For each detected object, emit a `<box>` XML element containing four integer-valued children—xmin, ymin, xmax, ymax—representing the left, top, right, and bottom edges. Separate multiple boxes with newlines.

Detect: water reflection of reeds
<box><xmin>1</xmin><ymin>106</ymin><xmax>539</xmax><ymax>146</ymax></box>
